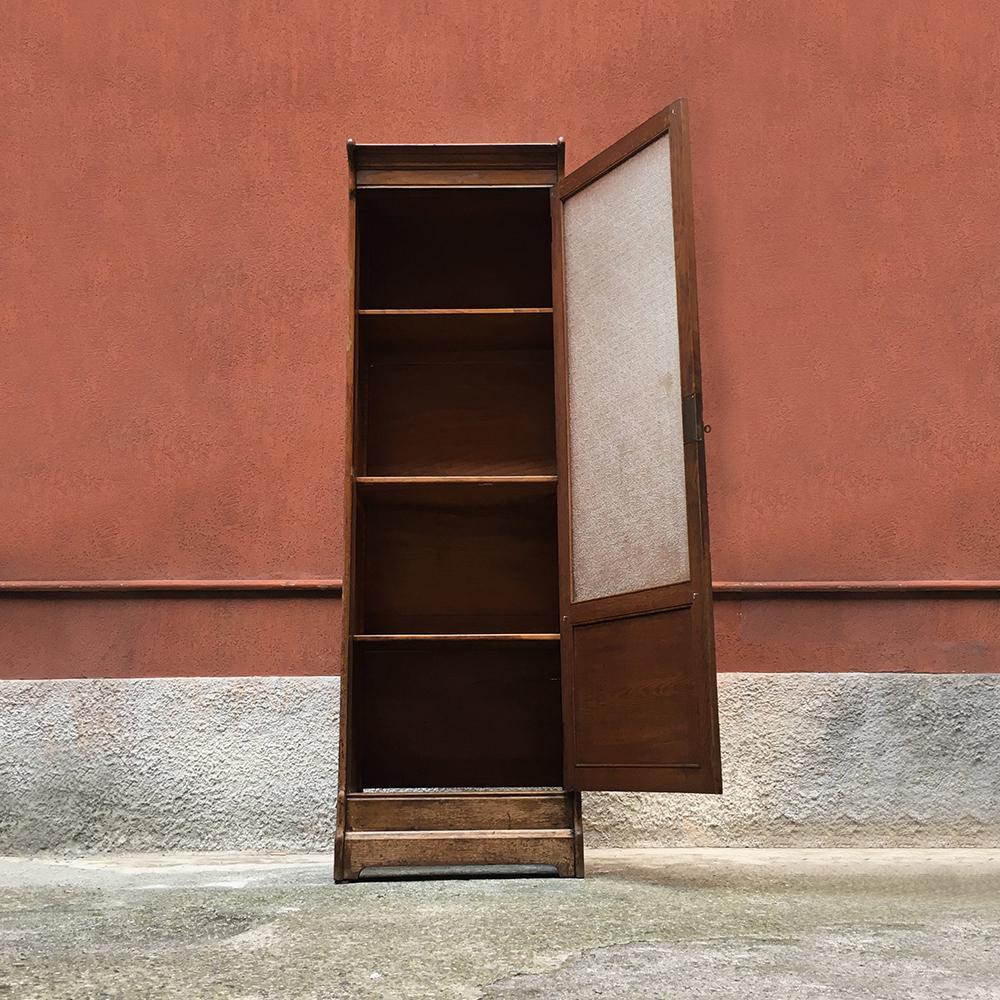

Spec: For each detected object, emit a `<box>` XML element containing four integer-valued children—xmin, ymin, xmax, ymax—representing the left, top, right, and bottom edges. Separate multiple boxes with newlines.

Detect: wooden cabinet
<box><xmin>336</xmin><ymin>101</ymin><xmax>721</xmax><ymax>882</ymax></box>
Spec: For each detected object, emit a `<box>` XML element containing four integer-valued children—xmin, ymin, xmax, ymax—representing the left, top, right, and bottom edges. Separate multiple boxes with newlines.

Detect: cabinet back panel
<box><xmin>359</xmin><ymin>485</ymin><xmax>559</xmax><ymax>634</ymax></box>
<box><xmin>355</xmin><ymin>643</ymin><xmax>562</xmax><ymax>788</ymax></box>
<box><xmin>363</xmin><ymin>350</ymin><xmax>556</xmax><ymax>476</ymax></box>
<box><xmin>358</xmin><ymin>188</ymin><xmax>552</xmax><ymax>309</ymax></box>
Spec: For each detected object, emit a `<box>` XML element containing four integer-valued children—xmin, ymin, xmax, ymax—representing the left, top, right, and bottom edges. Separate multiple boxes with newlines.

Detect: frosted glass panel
<box><xmin>563</xmin><ymin>135</ymin><xmax>689</xmax><ymax>603</ymax></box>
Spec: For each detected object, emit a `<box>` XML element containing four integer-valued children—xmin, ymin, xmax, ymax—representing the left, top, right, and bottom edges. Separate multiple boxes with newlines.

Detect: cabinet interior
<box><xmin>354</xmin><ymin>641</ymin><xmax>562</xmax><ymax>789</ymax></box>
<box><xmin>359</xmin><ymin>312</ymin><xmax>556</xmax><ymax>477</ymax></box>
<box><xmin>351</xmin><ymin>184</ymin><xmax>562</xmax><ymax>790</ymax></box>
<box><xmin>357</xmin><ymin>187</ymin><xmax>552</xmax><ymax>308</ymax></box>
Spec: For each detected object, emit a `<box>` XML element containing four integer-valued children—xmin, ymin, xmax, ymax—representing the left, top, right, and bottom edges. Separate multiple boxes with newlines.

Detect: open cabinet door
<box><xmin>553</xmin><ymin>99</ymin><xmax>722</xmax><ymax>793</ymax></box>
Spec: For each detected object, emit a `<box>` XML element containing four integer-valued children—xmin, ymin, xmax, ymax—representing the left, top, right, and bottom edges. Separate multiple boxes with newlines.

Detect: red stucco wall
<box><xmin>3</xmin><ymin>1</ymin><xmax>998</xmax><ymax>677</ymax></box>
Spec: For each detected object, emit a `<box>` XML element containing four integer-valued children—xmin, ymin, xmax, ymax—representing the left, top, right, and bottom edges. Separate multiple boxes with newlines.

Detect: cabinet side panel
<box><xmin>335</xmin><ymin>147</ymin><xmax>360</xmax><ymax>882</ymax></box>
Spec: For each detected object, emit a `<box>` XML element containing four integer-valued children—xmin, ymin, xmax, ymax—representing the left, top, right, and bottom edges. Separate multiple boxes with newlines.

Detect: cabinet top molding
<box><xmin>350</xmin><ymin>141</ymin><xmax>563</xmax><ymax>188</ymax></box>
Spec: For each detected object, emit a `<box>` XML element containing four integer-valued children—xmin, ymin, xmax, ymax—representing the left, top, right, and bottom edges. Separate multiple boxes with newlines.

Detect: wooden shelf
<box><xmin>358</xmin><ymin>308</ymin><xmax>553</xmax><ymax>316</ymax></box>
<box><xmin>354</xmin><ymin>633</ymin><xmax>560</xmax><ymax>642</ymax></box>
<box><xmin>356</xmin><ymin>476</ymin><xmax>556</xmax><ymax>486</ymax></box>
<box><xmin>359</xmin><ymin>308</ymin><xmax>554</xmax><ymax>369</ymax></box>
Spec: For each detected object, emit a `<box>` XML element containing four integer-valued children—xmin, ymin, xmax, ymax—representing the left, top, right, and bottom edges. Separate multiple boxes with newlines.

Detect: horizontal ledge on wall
<box><xmin>712</xmin><ymin>580</ymin><xmax>1000</xmax><ymax>597</ymax></box>
<box><xmin>0</xmin><ymin>579</ymin><xmax>344</xmax><ymax>594</ymax></box>
<box><xmin>0</xmin><ymin>579</ymin><xmax>995</xmax><ymax>598</ymax></box>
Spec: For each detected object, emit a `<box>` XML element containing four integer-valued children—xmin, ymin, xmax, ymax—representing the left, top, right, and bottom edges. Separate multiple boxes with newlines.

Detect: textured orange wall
<box><xmin>3</xmin><ymin>1</ymin><xmax>998</xmax><ymax>677</ymax></box>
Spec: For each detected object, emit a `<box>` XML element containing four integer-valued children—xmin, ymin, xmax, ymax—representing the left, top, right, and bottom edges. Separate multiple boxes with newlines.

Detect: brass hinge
<box><xmin>682</xmin><ymin>393</ymin><xmax>704</xmax><ymax>443</ymax></box>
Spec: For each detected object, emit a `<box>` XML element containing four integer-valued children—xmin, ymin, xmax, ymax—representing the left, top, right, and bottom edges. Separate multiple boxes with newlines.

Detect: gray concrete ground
<box><xmin>1</xmin><ymin>849</ymin><xmax>998</xmax><ymax>999</ymax></box>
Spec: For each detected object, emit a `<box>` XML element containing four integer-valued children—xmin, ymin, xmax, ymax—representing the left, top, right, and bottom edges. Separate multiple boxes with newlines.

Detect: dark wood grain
<box><xmin>360</xmin><ymin>343</ymin><xmax>556</xmax><ymax>476</ymax></box>
<box><xmin>346</xmin><ymin>791</ymin><xmax>574</xmax><ymax>832</ymax></box>
<box><xmin>549</xmin><ymin>168</ymin><xmax>577</xmax><ymax>808</ymax></box>
<box><xmin>358</xmin><ymin>308</ymin><xmax>553</xmax><ymax>316</ymax></box>
<box><xmin>342</xmin><ymin>829</ymin><xmax>575</xmax><ymax>880</ymax></box>
<box><xmin>353</xmin><ymin>641</ymin><xmax>562</xmax><ymax>788</ymax></box>
<box><xmin>571</xmin><ymin>608</ymin><xmax>705</xmax><ymax>768</ymax></box>
<box><xmin>353</xmin><ymin>633</ymin><xmax>560</xmax><ymax>641</ymax></box>
<box><xmin>335</xmin><ymin>140</ymin><xmax>360</xmax><ymax>883</ymax></box>
<box><xmin>357</xmin><ymin>188</ymin><xmax>552</xmax><ymax>309</ymax></box>
<box><xmin>356</xmin><ymin>170</ymin><xmax>556</xmax><ymax>187</ymax></box>
<box><xmin>356</xmin><ymin>477</ymin><xmax>557</xmax><ymax>486</ymax></box>
<box><xmin>553</xmin><ymin>100</ymin><xmax>722</xmax><ymax>794</ymax></box>
<box><xmin>358</xmin><ymin>483</ymin><xmax>559</xmax><ymax>634</ymax></box>
<box><xmin>337</xmin><ymin>142</ymin><xmax>570</xmax><ymax>882</ymax></box>
<box><xmin>668</xmin><ymin>99</ymin><xmax>723</xmax><ymax>796</ymax></box>
<box><xmin>359</xmin><ymin>310</ymin><xmax>553</xmax><ymax>351</ymax></box>
<box><xmin>353</xmin><ymin>142</ymin><xmax>560</xmax><ymax>173</ymax></box>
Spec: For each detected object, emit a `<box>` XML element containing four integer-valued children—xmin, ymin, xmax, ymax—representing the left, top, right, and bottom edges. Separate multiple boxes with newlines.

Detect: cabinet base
<box><xmin>335</xmin><ymin>790</ymin><xmax>583</xmax><ymax>882</ymax></box>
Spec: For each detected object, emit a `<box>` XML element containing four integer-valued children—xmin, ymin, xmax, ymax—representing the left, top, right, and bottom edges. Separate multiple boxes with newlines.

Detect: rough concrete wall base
<box><xmin>0</xmin><ymin>676</ymin><xmax>340</xmax><ymax>854</ymax></box>
<box><xmin>1</xmin><ymin>674</ymin><xmax>997</xmax><ymax>854</ymax></box>
<box><xmin>587</xmin><ymin>673</ymin><xmax>1000</xmax><ymax>848</ymax></box>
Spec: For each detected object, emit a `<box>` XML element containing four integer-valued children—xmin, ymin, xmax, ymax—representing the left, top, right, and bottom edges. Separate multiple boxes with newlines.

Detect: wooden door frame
<box><xmin>551</xmin><ymin>99</ymin><xmax>721</xmax><ymax>793</ymax></box>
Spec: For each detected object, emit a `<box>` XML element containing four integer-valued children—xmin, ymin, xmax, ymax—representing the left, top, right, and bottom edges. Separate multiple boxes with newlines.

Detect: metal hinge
<box><xmin>682</xmin><ymin>392</ymin><xmax>704</xmax><ymax>443</ymax></box>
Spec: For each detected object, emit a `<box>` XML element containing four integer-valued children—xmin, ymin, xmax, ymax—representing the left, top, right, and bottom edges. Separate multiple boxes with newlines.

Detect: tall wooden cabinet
<box><xmin>336</xmin><ymin>101</ymin><xmax>721</xmax><ymax>882</ymax></box>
